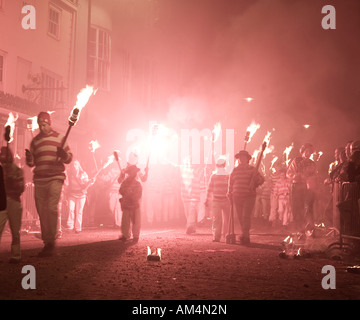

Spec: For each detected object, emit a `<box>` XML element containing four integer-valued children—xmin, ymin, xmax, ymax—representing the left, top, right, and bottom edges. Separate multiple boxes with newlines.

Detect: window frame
<box><xmin>87</xmin><ymin>26</ymin><xmax>111</xmax><ymax>91</ymax></box>
<box><xmin>48</xmin><ymin>4</ymin><xmax>62</xmax><ymax>40</ymax></box>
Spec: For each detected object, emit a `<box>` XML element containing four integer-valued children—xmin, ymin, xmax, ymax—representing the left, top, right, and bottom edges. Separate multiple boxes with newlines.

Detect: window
<box><xmin>48</xmin><ymin>5</ymin><xmax>61</xmax><ymax>39</ymax></box>
<box><xmin>41</xmin><ymin>71</ymin><xmax>63</xmax><ymax>108</ymax></box>
<box><xmin>87</xmin><ymin>26</ymin><xmax>111</xmax><ymax>90</ymax></box>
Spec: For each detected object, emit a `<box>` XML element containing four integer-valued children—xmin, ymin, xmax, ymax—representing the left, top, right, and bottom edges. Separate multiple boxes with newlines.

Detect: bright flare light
<box><xmin>303</xmin><ymin>124</ymin><xmax>310</xmax><ymax>129</ymax></box>
<box><xmin>244</xmin><ymin>97</ymin><xmax>254</xmax><ymax>102</ymax></box>
<box><xmin>4</xmin><ymin>112</ymin><xmax>19</xmax><ymax>143</ymax></box>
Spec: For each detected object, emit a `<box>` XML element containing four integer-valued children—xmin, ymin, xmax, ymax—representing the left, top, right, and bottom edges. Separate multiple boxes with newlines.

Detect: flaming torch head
<box><xmin>246</xmin><ymin>121</ymin><xmax>260</xmax><ymax>143</ymax></box>
<box><xmin>68</xmin><ymin>85</ymin><xmax>96</xmax><ymax>126</ymax></box>
<box><xmin>4</xmin><ymin>112</ymin><xmax>18</xmax><ymax>143</ymax></box>
<box><xmin>4</xmin><ymin>125</ymin><xmax>11</xmax><ymax>143</ymax></box>
<box><xmin>68</xmin><ymin>107</ymin><xmax>80</xmax><ymax>126</ymax></box>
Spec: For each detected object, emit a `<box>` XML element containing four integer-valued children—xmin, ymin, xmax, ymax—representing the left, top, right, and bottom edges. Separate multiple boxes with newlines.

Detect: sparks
<box><xmin>4</xmin><ymin>112</ymin><xmax>19</xmax><ymax>143</ymax></box>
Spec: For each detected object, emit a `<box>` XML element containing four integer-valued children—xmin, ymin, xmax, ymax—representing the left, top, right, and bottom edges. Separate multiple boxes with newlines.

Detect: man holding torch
<box><xmin>228</xmin><ymin>150</ymin><xmax>264</xmax><ymax>245</ymax></box>
<box><xmin>25</xmin><ymin>112</ymin><xmax>72</xmax><ymax>257</ymax></box>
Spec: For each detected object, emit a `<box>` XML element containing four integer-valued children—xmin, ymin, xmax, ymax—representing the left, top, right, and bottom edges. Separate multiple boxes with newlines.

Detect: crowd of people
<box><xmin>1</xmin><ymin>111</ymin><xmax>360</xmax><ymax>262</ymax></box>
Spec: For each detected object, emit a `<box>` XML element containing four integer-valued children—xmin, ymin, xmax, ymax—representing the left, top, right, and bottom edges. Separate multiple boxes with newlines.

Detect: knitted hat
<box><xmin>216</xmin><ymin>156</ymin><xmax>226</xmax><ymax>167</ymax></box>
<box><xmin>37</xmin><ymin>112</ymin><xmax>51</xmax><ymax>125</ymax></box>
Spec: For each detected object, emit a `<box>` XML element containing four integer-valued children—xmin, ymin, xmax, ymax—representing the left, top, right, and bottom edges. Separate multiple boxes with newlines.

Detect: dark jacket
<box><xmin>2</xmin><ymin>163</ymin><xmax>24</xmax><ymax>202</ymax></box>
<box><xmin>119</xmin><ymin>177</ymin><xmax>142</xmax><ymax>210</ymax></box>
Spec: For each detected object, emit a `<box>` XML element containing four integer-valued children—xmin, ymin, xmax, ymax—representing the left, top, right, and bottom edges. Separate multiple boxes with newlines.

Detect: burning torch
<box><xmin>244</xmin><ymin>121</ymin><xmax>260</xmax><ymax>150</ymax></box>
<box><xmin>4</xmin><ymin>112</ymin><xmax>18</xmax><ymax>161</ymax></box>
<box><xmin>89</xmin><ymin>140</ymin><xmax>100</xmax><ymax>171</ymax></box>
<box><xmin>59</xmin><ymin>85</ymin><xmax>95</xmax><ymax>159</ymax></box>
<box><xmin>113</xmin><ymin>150</ymin><xmax>122</xmax><ymax>171</ymax></box>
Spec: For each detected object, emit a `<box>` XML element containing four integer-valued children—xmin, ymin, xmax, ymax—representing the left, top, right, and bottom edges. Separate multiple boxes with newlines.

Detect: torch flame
<box><xmin>262</xmin><ymin>131</ymin><xmax>274</xmax><ymax>159</ymax></box>
<box><xmin>69</xmin><ymin>85</ymin><xmax>96</xmax><ymax>125</ymax></box>
<box><xmin>74</xmin><ymin>85</ymin><xmax>96</xmax><ymax>112</ymax></box>
<box><xmin>310</xmin><ymin>151</ymin><xmax>323</xmax><ymax>162</ymax></box>
<box><xmin>89</xmin><ymin>140</ymin><xmax>101</xmax><ymax>153</ymax></box>
<box><xmin>27</xmin><ymin>116</ymin><xmax>39</xmax><ymax>132</ymax></box>
<box><xmin>4</xmin><ymin>112</ymin><xmax>19</xmax><ymax>143</ymax></box>
<box><xmin>251</xmin><ymin>149</ymin><xmax>260</xmax><ymax>166</ymax></box>
<box><xmin>246</xmin><ymin>121</ymin><xmax>260</xmax><ymax>143</ymax></box>
<box><xmin>270</xmin><ymin>156</ymin><xmax>279</xmax><ymax>171</ymax></box>
<box><xmin>283</xmin><ymin>143</ymin><xmax>294</xmax><ymax>167</ymax></box>
<box><xmin>103</xmin><ymin>154</ymin><xmax>114</xmax><ymax>169</ymax></box>
<box><xmin>212</xmin><ymin>122</ymin><xmax>221</xmax><ymax>142</ymax></box>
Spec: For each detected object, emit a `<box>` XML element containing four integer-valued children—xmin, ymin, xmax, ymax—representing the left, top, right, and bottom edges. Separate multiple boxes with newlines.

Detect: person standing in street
<box><xmin>26</xmin><ymin>111</ymin><xmax>72</xmax><ymax>257</ymax></box>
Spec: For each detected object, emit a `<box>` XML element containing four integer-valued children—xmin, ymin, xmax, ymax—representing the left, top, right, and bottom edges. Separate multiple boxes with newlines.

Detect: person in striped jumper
<box><xmin>228</xmin><ymin>150</ymin><xmax>264</xmax><ymax>245</ymax></box>
<box><xmin>286</xmin><ymin>143</ymin><xmax>317</xmax><ymax>232</ymax></box>
<box><xmin>270</xmin><ymin>168</ymin><xmax>292</xmax><ymax>227</ymax></box>
<box><xmin>205</xmin><ymin>156</ymin><xmax>230</xmax><ymax>242</ymax></box>
<box><xmin>25</xmin><ymin>112</ymin><xmax>72</xmax><ymax>257</ymax></box>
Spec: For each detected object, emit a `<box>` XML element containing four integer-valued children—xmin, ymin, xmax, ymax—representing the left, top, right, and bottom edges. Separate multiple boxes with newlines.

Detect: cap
<box><xmin>37</xmin><ymin>112</ymin><xmax>51</xmax><ymax>125</ymax></box>
<box><xmin>216</xmin><ymin>156</ymin><xmax>226</xmax><ymax>167</ymax></box>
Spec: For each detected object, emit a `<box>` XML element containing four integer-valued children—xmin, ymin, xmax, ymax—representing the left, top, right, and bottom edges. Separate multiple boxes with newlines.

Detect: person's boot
<box><xmin>9</xmin><ymin>244</ymin><xmax>21</xmax><ymax>263</ymax></box>
<box><xmin>38</xmin><ymin>242</ymin><xmax>55</xmax><ymax>257</ymax></box>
